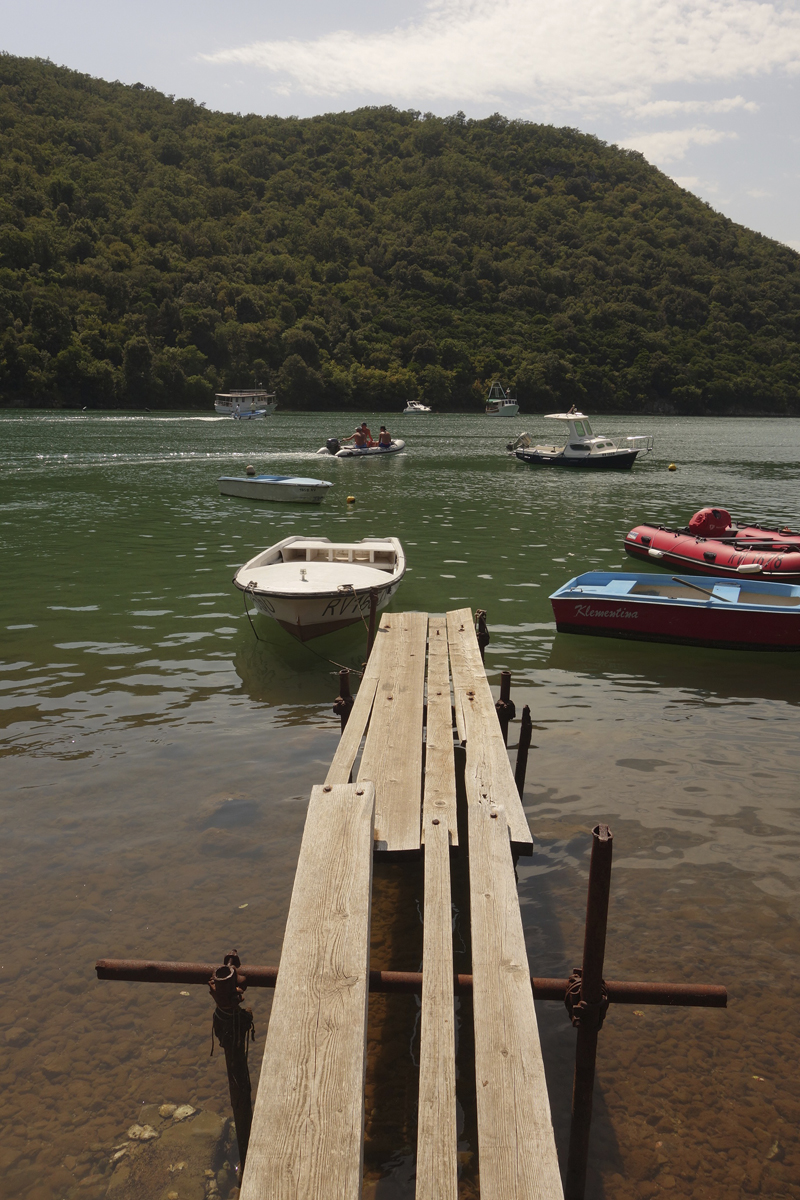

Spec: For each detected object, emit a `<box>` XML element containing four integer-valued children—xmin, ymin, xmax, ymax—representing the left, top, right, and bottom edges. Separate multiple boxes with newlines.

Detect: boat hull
<box><xmin>552</xmin><ymin>597</ymin><xmax>800</xmax><ymax>649</ymax></box>
<box><xmin>218</xmin><ymin>476</ymin><xmax>332</xmax><ymax>504</ymax></box>
<box><xmin>245</xmin><ymin>577</ymin><xmax>402</xmax><ymax>641</ymax></box>
<box><xmin>317</xmin><ymin>440</ymin><xmax>406</xmax><ymax>458</ymax></box>
<box><xmin>624</xmin><ymin>525</ymin><xmax>800</xmax><ymax>582</ymax></box>
<box><xmin>517</xmin><ymin>449</ymin><xmax>639</xmax><ymax>470</ymax></box>
<box><xmin>486</xmin><ymin>406</ymin><xmax>519</xmax><ymax>416</ymax></box>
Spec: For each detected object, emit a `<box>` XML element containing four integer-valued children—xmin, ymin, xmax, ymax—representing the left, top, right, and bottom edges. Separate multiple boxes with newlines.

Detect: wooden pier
<box><xmin>96</xmin><ymin>607</ymin><xmax>728</xmax><ymax>1198</ymax></box>
<box><xmin>240</xmin><ymin>608</ymin><xmax>561</xmax><ymax>1200</ymax></box>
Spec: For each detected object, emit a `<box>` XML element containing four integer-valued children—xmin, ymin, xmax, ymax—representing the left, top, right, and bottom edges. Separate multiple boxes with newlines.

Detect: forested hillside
<box><xmin>1</xmin><ymin>53</ymin><xmax>799</xmax><ymax>413</ymax></box>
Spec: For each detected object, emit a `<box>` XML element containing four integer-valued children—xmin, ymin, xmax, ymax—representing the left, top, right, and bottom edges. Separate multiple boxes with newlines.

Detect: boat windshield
<box><xmin>573</xmin><ymin>421</ymin><xmax>585</xmax><ymax>436</ymax></box>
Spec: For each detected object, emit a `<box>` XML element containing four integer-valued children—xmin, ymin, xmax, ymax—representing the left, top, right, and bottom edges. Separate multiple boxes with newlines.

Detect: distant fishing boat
<box><xmin>218</xmin><ymin>474</ymin><xmax>333</xmax><ymax>504</ymax></box>
<box><xmin>485</xmin><ymin>383</ymin><xmax>519</xmax><ymax>416</ymax></box>
<box><xmin>550</xmin><ymin>571</ymin><xmax>800</xmax><ymax>650</ymax></box>
<box><xmin>215</xmin><ymin>389</ymin><xmax>277</xmax><ymax>417</ymax></box>
<box><xmin>515</xmin><ymin>411</ymin><xmax>653</xmax><ymax>469</ymax></box>
<box><xmin>233</xmin><ymin>535</ymin><xmax>406</xmax><ymax>641</ymax></box>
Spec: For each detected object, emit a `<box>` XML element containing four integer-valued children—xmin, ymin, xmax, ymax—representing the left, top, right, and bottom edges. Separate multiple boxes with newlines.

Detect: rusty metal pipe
<box><xmin>495</xmin><ymin>669</ymin><xmax>516</xmax><ymax>745</ymax></box>
<box><xmin>565</xmin><ymin>824</ymin><xmax>613</xmax><ymax>1200</ymax></box>
<box><xmin>95</xmin><ymin>960</ymin><xmax>726</xmax><ymax>1006</ymax></box>
<box><xmin>333</xmin><ymin>668</ymin><xmax>354</xmax><ymax>733</ymax></box>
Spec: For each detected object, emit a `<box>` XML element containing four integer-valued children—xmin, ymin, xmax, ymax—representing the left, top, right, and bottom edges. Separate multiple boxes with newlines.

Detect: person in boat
<box><xmin>341</xmin><ymin>425</ymin><xmax>367</xmax><ymax>448</ymax></box>
<box><xmin>360</xmin><ymin>421</ymin><xmax>374</xmax><ymax>446</ymax></box>
<box><xmin>378</xmin><ymin>426</ymin><xmax>392</xmax><ymax>448</ymax></box>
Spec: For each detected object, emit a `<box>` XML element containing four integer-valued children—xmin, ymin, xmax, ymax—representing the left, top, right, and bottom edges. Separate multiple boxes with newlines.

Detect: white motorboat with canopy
<box><xmin>513</xmin><ymin>412</ymin><xmax>653</xmax><ymax>469</ymax></box>
<box><xmin>403</xmin><ymin>400</ymin><xmax>432</xmax><ymax>413</ymax></box>
<box><xmin>215</xmin><ymin>389</ymin><xmax>277</xmax><ymax>417</ymax></box>
<box><xmin>232</xmin><ymin>535</ymin><xmax>406</xmax><ymax>640</ymax></box>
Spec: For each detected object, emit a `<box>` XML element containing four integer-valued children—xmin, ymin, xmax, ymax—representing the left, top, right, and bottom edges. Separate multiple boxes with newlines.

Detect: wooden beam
<box><xmin>240</xmin><ymin>782</ymin><xmax>375</xmax><ymax>1200</ymax></box>
<box><xmin>446</xmin><ymin>608</ymin><xmax>533</xmax><ymax>854</ymax></box>
<box><xmin>358</xmin><ymin>611</ymin><xmax>427</xmax><ymax>855</ymax></box>
<box><xmin>468</xmin><ymin>800</ymin><xmax>564</xmax><ymax>1200</ymax></box>
<box><xmin>421</xmin><ymin>616</ymin><xmax>458</xmax><ymax>846</ymax></box>
<box><xmin>416</xmin><ymin>813</ymin><xmax>458</xmax><ymax>1200</ymax></box>
<box><xmin>325</xmin><ymin>619</ymin><xmax>391</xmax><ymax>787</ymax></box>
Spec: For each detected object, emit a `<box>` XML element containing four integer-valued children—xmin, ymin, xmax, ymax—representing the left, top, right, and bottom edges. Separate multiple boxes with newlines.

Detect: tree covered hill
<box><xmin>1</xmin><ymin>53</ymin><xmax>799</xmax><ymax>414</ymax></box>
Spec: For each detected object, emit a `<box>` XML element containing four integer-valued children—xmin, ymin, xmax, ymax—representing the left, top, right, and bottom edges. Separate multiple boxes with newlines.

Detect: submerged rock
<box><xmin>106</xmin><ymin>1106</ymin><xmax>234</xmax><ymax>1198</ymax></box>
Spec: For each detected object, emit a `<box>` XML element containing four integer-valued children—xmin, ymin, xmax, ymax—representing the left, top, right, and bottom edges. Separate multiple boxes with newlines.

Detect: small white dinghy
<box><xmin>218</xmin><ymin>474</ymin><xmax>333</xmax><ymax>504</ymax></box>
<box><xmin>233</xmin><ymin>536</ymin><xmax>406</xmax><ymax>641</ymax></box>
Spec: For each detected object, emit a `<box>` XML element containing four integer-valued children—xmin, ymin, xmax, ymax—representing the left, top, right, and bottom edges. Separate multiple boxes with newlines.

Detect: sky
<box><xmin>3</xmin><ymin>0</ymin><xmax>799</xmax><ymax>250</ymax></box>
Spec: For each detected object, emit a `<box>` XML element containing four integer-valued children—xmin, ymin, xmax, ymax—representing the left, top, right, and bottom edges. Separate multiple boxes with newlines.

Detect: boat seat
<box><xmin>283</xmin><ymin>541</ymin><xmax>396</xmax><ymax>568</ymax></box>
<box><xmin>602</xmin><ymin>580</ymin><xmax>637</xmax><ymax>596</ymax></box>
<box><xmin>711</xmin><ymin>585</ymin><xmax>740</xmax><ymax>603</ymax></box>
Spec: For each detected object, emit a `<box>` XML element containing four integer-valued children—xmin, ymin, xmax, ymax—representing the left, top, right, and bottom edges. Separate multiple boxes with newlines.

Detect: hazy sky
<box><xmin>3</xmin><ymin>0</ymin><xmax>799</xmax><ymax>250</ymax></box>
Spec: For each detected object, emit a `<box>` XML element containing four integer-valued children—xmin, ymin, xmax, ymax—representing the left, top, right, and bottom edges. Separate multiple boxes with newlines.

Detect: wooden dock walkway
<box><xmin>240</xmin><ymin>609</ymin><xmax>562</xmax><ymax>1200</ymax></box>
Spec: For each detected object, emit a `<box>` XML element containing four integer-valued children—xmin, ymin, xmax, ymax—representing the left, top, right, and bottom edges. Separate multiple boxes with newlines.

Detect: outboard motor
<box><xmin>325</xmin><ymin>437</ymin><xmax>341</xmax><ymax>456</ymax></box>
<box><xmin>506</xmin><ymin>432</ymin><xmax>531</xmax><ymax>451</ymax></box>
<box><xmin>688</xmin><ymin>507</ymin><xmax>733</xmax><ymax>537</ymax></box>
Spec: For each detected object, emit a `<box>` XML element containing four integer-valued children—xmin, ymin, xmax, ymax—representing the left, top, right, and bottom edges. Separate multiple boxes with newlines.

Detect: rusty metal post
<box><xmin>209</xmin><ymin>951</ymin><xmax>255</xmax><ymax>1174</ymax></box>
<box><xmin>495</xmin><ymin>670</ymin><xmax>516</xmax><ymax>745</ymax></box>
<box><xmin>366</xmin><ymin>589</ymin><xmax>378</xmax><ymax>658</ymax></box>
<box><xmin>475</xmin><ymin>609</ymin><xmax>490</xmax><ymax>661</ymax></box>
<box><xmin>333</xmin><ymin>668</ymin><xmax>354</xmax><ymax>732</ymax></box>
<box><xmin>565</xmin><ymin>825</ymin><xmax>613</xmax><ymax>1200</ymax></box>
<box><xmin>514</xmin><ymin>704</ymin><xmax>533</xmax><ymax>797</ymax></box>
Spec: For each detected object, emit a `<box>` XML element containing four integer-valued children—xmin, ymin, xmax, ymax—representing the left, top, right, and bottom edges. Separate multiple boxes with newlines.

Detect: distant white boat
<box><xmin>233</xmin><ymin>535</ymin><xmax>406</xmax><ymax>641</ymax></box>
<box><xmin>215</xmin><ymin>390</ymin><xmax>277</xmax><ymax>416</ymax></box>
<box><xmin>218</xmin><ymin>474</ymin><xmax>333</xmax><ymax>504</ymax></box>
<box><xmin>403</xmin><ymin>400</ymin><xmax>432</xmax><ymax>413</ymax></box>
<box><xmin>485</xmin><ymin>383</ymin><xmax>519</xmax><ymax>416</ymax></box>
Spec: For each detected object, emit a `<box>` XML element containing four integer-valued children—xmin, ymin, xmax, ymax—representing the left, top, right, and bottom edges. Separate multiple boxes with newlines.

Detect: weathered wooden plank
<box><xmin>324</xmin><ymin>616</ymin><xmax>391</xmax><ymax>786</ymax></box>
<box><xmin>415</xmin><ymin>813</ymin><xmax>458</xmax><ymax>1200</ymax></box>
<box><xmin>240</xmin><ymin>782</ymin><xmax>375</xmax><ymax>1200</ymax></box>
<box><xmin>446</xmin><ymin>608</ymin><xmax>533</xmax><ymax>852</ymax></box>
<box><xmin>421</xmin><ymin>616</ymin><xmax>458</xmax><ymax>846</ymax></box>
<box><xmin>468</xmin><ymin>800</ymin><xmax>564</xmax><ymax>1200</ymax></box>
<box><xmin>358</xmin><ymin>610</ymin><xmax>427</xmax><ymax>854</ymax></box>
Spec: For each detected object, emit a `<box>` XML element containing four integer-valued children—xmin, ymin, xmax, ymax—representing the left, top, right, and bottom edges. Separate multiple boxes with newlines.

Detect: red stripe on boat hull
<box><xmin>552</xmin><ymin>598</ymin><xmax>800</xmax><ymax>650</ymax></box>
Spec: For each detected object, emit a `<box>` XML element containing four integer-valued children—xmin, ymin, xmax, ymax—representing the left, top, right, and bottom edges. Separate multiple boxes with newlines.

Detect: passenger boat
<box><xmin>624</xmin><ymin>508</ymin><xmax>800</xmax><ymax>582</ymax></box>
<box><xmin>218</xmin><ymin>474</ymin><xmax>333</xmax><ymax>504</ymax></box>
<box><xmin>515</xmin><ymin>412</ymin><xmax>653</xmax><ymax>469</ymax></box>
<box><xmin>215</xmin><ymin>389</ymin><xmax>278</xmax><ymax>417</ymax></box>
<box><xmin>403</xmin><ymin>401</ymin><xmax>432</xmax><ymax>413</ymax></box>
<box><xmin>317</xmin><ymin>437</ymin><xmax>406</xmax><ymax>458</ymax></box>
<box><xmin>485</xmin><ymin>383</ymin><xmax>519</xmax><ymax>416</ymax></box>
<box><xmin>233</xmin><ymin>536</ymin><xmax>405</xmax><ymax>641</ymax></box>
<box><xmin>550</xmin><ymin>571</ymin><xmax>800</xmax><ymax>650</ymax></box>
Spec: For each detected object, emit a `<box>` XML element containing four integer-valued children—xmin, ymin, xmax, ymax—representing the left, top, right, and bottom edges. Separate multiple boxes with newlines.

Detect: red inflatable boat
<box><xmin>624</xmin><ymin>508</ymin><xmax>800</xmax><ymax>583</ymax></box>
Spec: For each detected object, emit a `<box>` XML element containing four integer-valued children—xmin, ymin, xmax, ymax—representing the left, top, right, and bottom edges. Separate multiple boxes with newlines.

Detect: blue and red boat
<box><xmin>550</xmin><ymin>571</ymin><xmax>800</xmax><ymax>650</ymax></box>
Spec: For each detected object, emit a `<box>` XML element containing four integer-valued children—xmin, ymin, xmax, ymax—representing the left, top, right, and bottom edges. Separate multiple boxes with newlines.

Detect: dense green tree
<box><xmin>0</xmin><ymin>54</ymin><xmax>799</xmax><ymax>413</ymax></box>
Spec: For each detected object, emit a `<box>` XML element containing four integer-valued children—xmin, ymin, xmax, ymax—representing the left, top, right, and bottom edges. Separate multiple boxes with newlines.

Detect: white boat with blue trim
<box><xmin>218</xmin><ymin>474</ymin><xmax>333</xmax><ymax>504</ymax></box>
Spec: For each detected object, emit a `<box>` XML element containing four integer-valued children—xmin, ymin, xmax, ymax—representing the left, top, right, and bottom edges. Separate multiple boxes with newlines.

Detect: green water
<box><xmin>1</xmin><ymin>410</ymin><xmax>799</xmax><ymax>1199</ymax></box>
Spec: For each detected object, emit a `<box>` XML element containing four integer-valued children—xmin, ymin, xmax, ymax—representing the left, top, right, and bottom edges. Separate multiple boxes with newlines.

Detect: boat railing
<box><xmin>625</xmin><ymin>435</ymin><xmax>655</xmax><ymax>453</ymax></box>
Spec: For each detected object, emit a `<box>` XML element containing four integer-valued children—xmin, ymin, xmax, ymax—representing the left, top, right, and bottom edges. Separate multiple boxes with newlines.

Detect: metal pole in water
<box><xmin>334</xmin><ymin>668</ymin><xmax>354</xmax><ymax>733</ymax></box>
<box><xmin>565</xmin><ymin>825</ymin><xmax>613</xmax><ymax>1200</ymax></box>
<box><xmin>495</xmin><ymin>670</ymin><xmax>515</xmax><ymax>746</ymax></box>
<box><xmin>514</xmin><ymin>703</ymin><xmax>533</xmax><ymax>797</ymax></box>
<box><xmin>209</xmin><ymin>951</ymin><xmax>255</xmax><ymax>1175</ymax></box>
<box><xmin>366</xmin><ymin>589</ymin><xmax>378</xmax><ymax>658</ymax></box>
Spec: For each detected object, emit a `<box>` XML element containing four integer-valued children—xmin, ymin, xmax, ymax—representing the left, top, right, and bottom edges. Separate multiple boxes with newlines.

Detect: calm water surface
<box><xmin>1</xmin><ymin>411</ymin><xmax>799</xmax><ymax>1199</ymax></box>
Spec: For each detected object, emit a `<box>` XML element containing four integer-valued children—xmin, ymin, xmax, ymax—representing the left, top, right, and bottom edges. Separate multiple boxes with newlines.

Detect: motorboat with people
<box><xmin>550</xmin><ymin>570</ymin><xmax>800</xmax><ymax>650</ymax></box>
<box><xmin>513</xmin><ymin>411</ymin><xmax>653</xmax><ymax>469</ymax></box>
<box><xmin>403</xmin><ymin>400</ymin><xmax>432</xmax><ymax>413</ymax></box>
<box><xmin>215</xmin><ymin>389</ymin><xmax>278</xmax><ymax>417</ymax></box>
<box><xmin>485</xmin><ymin>383</ymin><xmax>519</xmax><ymax>416</ymax></box>
<box><xmin>317</xmin><ymin>435</ymin><xmax>406</xmax><ymax>457</ymax></box>
<box><xmin>218</xmin><ymin>474</ymin><xmax>333</xmax><ymax>504</ymax></box>
<box><xmin>624</xmin><ymin>507</ymin><xmax>800</xmax><ymax>582</ymax></box>
<box><xmin>232</xmin><ymin>535</ymin><xmax>406</xmax><ymax>641</ymax></box>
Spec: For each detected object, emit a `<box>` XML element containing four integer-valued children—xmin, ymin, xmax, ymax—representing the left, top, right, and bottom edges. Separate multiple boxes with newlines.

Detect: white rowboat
<box><xmin>218</xmin><ymin>475</ymin><xmax>333</xmax><ymax>504</ymax></box>
<box><xmin>233</xmin><ymin>536</ymin><xmax>406</xmax><ymax>641</ymax></box>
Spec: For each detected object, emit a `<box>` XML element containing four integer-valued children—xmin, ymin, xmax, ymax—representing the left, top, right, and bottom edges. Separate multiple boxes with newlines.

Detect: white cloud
<box><xmin>201</xmin><ymin>0</ymin><xmax>800</xmax><ymax>108</ymax></box>
<box><xmin>747</xmin><ymin>187</ymin><xmax>773</xmax><ymax>197</ymax></box>
<box><xmin>632</xmin><ymin>95</ymin><xmax>759</xmax><ymax>117</ymax></box>
<box><xmin>620</xmin><ymin>126</ymin><xmax>738</xmax><ymax>163</ymax></box>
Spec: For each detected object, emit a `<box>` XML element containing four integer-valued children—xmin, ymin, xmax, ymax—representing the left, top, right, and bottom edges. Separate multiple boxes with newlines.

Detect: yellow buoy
<box><xmin>347</xmin><ymin>495</ymin><xmax>356</xmax><ymax>503</ymax></box>
<box><xmin>668</xmin><ymin>463</ymin><xmax>677</xmax><ymax>471</ymax></box>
